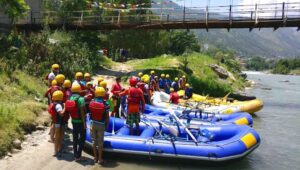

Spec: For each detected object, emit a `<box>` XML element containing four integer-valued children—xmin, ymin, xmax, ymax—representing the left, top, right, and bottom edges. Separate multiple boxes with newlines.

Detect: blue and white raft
<box><xmin>145</xmin><ymin>104</ymin><xmax>253</xmax><ymax>126</ymax></box>
<box><xmin>86</xmin><ymin>115</ymin><xmax>260</xmax><ymax>161</ymax></box>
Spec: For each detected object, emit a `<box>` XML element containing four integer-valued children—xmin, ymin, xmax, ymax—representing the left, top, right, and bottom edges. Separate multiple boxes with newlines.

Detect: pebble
<box><xmin>7</xmin><ymin>153</ymin><xmax>12</xmax><ymax>157</ymax></box>
<box><xmin>12</xmin><ymin>149</ymin><xmax>21</xmax><ymax>154</ymax></box>
<box><xmin>36</xmin><ymin>125</ymin><xmax>45</xmax><ymax>131</ymax></box>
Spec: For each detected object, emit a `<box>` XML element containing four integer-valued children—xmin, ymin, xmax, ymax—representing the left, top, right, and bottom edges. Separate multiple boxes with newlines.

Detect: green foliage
<box><xmin>0</xmin><ymin>0</ymin><xmax>29</xmax><ymax>22</ymax></box>
<box><xmin>272</xmin><ymin>58</ymin><xmax>300</xmax><ymax>74</ymax></box>
<box><xmin>0</xmin><ymin>71</ymin><xmax>46</xmax><ymax>157</ymax></box>
<box><xmin>246</xmin><ymin>56</ymin><xmax>270</xmax><ymax>71</ymax></box>
<box><xmin>168</xmin><ymin>31</ymin><xmax>200</xmax><ymax>55</ymax></box>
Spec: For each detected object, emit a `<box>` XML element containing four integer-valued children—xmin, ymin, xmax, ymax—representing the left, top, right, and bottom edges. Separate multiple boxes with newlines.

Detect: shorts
<box><xmin>126</xmin><ymin>113</ymin><xmax>140</xmax><ymax>126</ymax></box>
<box><xmin>55</xmin><ymin>124</ymin><xmax>61</xmax><ymax>128</ymax></box>
<box><xmin>90</xmin><ymin>122</ymin><xmax>105</xmax><ymax>147</ymax></box>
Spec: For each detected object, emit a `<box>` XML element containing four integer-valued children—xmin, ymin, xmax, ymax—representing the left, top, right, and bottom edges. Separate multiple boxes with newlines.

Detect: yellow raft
<box><xmin>177</xmin><ymin>90</ymin><xmax>263</xmax><ymax>114</ymax></box>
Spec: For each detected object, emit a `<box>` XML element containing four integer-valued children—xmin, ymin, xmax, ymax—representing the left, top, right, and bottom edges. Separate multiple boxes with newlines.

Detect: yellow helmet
<box><xmin>175</xmin><ymin>77</ymin><xmax>179</xmax><ymax>81</ymax></box>
<box><xmin>51</xmin><ymin>64</ymin><xmax>59</xmax><ymax>70</ymax></box>
<box><xmin>86</xmin><ymin>82</ymin><xmax>92</xmax><ymax>87</ymax></box>
<box><xmin>166</xmin><ymin>74</ymin><xmax>170</xmax><ymax>78</ymax></box>
<box><xmin>138</xmin><ymin>72</ymin><xmax>143</xmax><ymax>77</ymax></box>
<box><xmin>150</xmin><ymin>70</ymin><xmax>155</xmax><ymax>74</ymax></box>
<box><xmin>52</xmin><ymin>90</ymin><xmax>64</xmax><ymax>101</ymax></box>
<box><xmin>100</xmin><ymin>81</ymin><xmax>107</xmax><ymax>88</ymax></box>
<box><xmin>63</xmin><ymin>80</ymin><xmax>71</xmax><ymax>88</ymax></box>
<box><xmin>71</xmin><ymin>84</ymin><xmax>81</xmax><ymax>93</ymax></box>
<box><xmin>55</xmin><ymin>74</ymin><xmax>65</xmax><ymax>84</ymax></box>
<box><xmin>161</xmin><ymin>74</ymin><xmax>165</xmax><ymax>78</ymax></box>
<box><xmin>144</xmin><ymin>77</ymin><xmax>150</xmax><ymax>83</ymax></box>
<box><xmin>51</xmin><ymin>80</ymin><xmax>57</xmax><ymax>86</ymax></box>
<box><xmin>97</xmin><ymin>77</ymin><xmax>104</xmax><ymax>83</ymax></box>
<box><xmin>95</xmin><ymin>87</ymin><xmax>105</xmax><ymax>97</ymax></box>
<box><xmin>185</xmin><ymin>83</ymin><xmax>190</xmax><ymax>87</ymax></box>
<box><xmin>170</xmin><ymin>88</ymin><xmax>174</xmax><ymax>92</ymax></box>
<box><xmin>75</xmin><ymin>72</ymin><xmax>83</xmax><ymax>79</ymax></box>
<box><xmin>182</xmin><ymin>75</ymin><xmax>186</xmax><ymax>79</ymax></box>
<box><xmin>84</xmin><ymin>73</ymin><xmax>91</xmax><ymax>78</ymax></box>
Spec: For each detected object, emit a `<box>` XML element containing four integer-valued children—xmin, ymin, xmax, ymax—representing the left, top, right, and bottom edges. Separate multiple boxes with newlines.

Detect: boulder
<box><xmin>13</xmin><ymin>139</ymin><xmax>22</xmax><ymax>149</ymax></box>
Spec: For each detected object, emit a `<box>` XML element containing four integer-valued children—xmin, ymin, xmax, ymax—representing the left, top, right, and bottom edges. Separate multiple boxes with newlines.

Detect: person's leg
<box><xmin>98</xmin><ymin>124</ymin><xmax>105</xmax><ymax>164</ymax></box>
<box><xmin>78</xmin><ymin>123</ymin><xmax>86</xmax><ymax>159</ymax></box>
<box><xmin>135</xmin><ymin>114</ymin><xmax>140</xmax><ymax>135</ymax></box>
<box><xmin>91</xmin><ymin>123</ymin><xmax>98</xmax><ymax>163</ymax></box>
<box><xmin>49</xmin><ymin>123</ymin><xmax>55</xmax><ymax>142</ymax></box>
<box><xmin>72</xmin><ymin>123</ymin><xmax>79</xmax><ymax>159</ymax></box>
<box><xmin>54</xmin><ymin>125</ymin><xmax>61</xmax><ymax>155</ymax></box>
<box><xmin>115</xmin><ymin>98</ymin><xmax>121</xmax><ymax>118</ymax></box>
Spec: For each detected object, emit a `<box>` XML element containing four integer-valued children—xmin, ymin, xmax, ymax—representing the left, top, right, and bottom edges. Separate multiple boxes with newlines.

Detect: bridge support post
<box><xmin>205</xmin><ymin>5</ymin><xmax>209</xmax><ymax>32</ymax></box>
<box><xmin>255</xmin><ymin>3</ymin><xmax>258</xmax><ymax>25</ymax></box>
<box><xmin>228</xmin><ymin>5</ymin><xmax>232</xmax><ymax>32</ymax></box>
<box><xmin>282</xmin><ymin>2</ymin><xmax>287</xmax><ymax>26</ymax></box>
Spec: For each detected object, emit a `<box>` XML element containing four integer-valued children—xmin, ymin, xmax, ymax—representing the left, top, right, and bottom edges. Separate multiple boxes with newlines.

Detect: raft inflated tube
<box><xmin>85</xmin><ymin>116</ymin><xmax>261</xmax><ymax>162</ymax></box>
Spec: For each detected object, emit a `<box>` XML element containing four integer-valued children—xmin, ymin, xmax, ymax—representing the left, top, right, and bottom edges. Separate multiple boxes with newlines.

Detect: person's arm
<box><xmin>118</xmin><ymin>89</ymin><xmax>128</xmax><ymax>97</ymax></box>
<box><xmin>79</xmin><ymin>98</ymin><xmax>86</xmax><ymax>128</ymax></box>
<box><xmin>44</xmin><ymin>88</ymin><xmax>51</xmax><ymax>97</ymax></box>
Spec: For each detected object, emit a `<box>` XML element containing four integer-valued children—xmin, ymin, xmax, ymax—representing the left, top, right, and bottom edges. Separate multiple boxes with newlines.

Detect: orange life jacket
<box><xmin>127</xmin><ymin>87</ymin><xmax>142</xmax><ymax>104</ymax></box>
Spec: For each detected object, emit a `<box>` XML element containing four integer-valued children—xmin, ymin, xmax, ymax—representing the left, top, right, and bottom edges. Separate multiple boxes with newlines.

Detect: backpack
<box><xmin>65</xmin><ymin>97</ymin><xmax>81</xmax><ymax>119</ymax></box>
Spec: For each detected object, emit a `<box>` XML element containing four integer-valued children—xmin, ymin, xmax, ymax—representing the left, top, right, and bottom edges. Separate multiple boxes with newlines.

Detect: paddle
<box><xmin>168</xmin><ymin>109</ymin><xmax>198</xmax><ymax>145</ymax></box>
<box><xmin>143</xmin><ymin>115</ymin><xmax>179</xmax><ymax>137</ymax></box>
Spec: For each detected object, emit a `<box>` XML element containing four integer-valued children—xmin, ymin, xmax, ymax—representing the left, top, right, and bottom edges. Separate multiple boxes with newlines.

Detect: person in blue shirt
<box><xmin>184</xmin><ymin>83</ymin><xmax>193</xmax><ymax>99</ymax></box>
<box><xmin>165</xmin><ymin>74</ymin><xmax>172</xmax><ymax>94</ymax></box>
<box><xmin>159</xmin><ymin>74</ymin><xmax>166</xmax><ymax>90</ymax></box>
<box><xmin>171</xmin><ymin>77</ymin><xmax>180</xmax><ymax>92</ymax></box>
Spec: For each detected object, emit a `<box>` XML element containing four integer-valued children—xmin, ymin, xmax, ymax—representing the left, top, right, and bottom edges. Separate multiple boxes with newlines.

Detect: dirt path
<box><xmin>0</xmin><ymin>65</ymin><xmax>134</xmax><ymax>170</ymax></box>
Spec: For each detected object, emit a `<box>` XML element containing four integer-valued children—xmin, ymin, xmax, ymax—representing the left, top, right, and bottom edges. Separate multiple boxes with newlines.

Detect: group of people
<box><xmin>45</xmin><ymin>64</ymin><xmax>193</xmax><ymax>165</ymax></box>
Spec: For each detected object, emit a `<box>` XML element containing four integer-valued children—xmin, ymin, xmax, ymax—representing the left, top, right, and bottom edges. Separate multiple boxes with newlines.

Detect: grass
<box><xmin>125</xmin><ymin>53</ymin><xmax>247</xmax><ymax>97</ymax></box>
<box><xmin>0</xmin><ymin>70</ymin><xmax>47</xmax><ymax>157</ymax></box>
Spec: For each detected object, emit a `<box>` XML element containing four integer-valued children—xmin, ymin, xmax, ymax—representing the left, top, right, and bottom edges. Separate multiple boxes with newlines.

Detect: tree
<box><xmin>0</xmin><ymin>0</ymin><xmax>29</xmax><ymax>23</ymax></box>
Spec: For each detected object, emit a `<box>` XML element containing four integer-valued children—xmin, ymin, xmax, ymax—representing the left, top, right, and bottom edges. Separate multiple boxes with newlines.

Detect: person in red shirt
<box><xmin>119</xmin><ymin>77</ymin><xmax>145</xmax><ymax>135</ymax></box>
<box><xmin>111</xmin><ymin>77</ymin><xmax>124</xmax><ymax>118</ymax></box>
<box><xmin>169</xmin><ymin>88</ymin><xmax>179</xmax><ymax>104</ymax></box>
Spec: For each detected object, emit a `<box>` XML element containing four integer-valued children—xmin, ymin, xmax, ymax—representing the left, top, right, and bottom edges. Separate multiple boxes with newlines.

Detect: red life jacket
<box><xmin>50</xmin><ymin>85</ymin><xmax>61</xmax><ymax>96</ymax></box>
<box><xmin>138</xmin><ymin>82</ymin><xmax>145</xmax><ymax>92</ymax></box>
<box><xmin>127</xmin><ymin>87</ymin><xmax>142</xmax><ymax>104</ymax></box>
<box><xmin>170</xmin><ymin>92</ymin><xmax>179</xmax><ymax>104</ymax></box>
<box><xmin>65</xmin><ymin>97</ymin><xmax>80</xmax><ymax>119</ymax></box>
<box><xmin>89</xmin><ymin>101</ymin><xmax>105</xmax><ymax>121</ymax></box>
<box><xmin>48</xmin><ymin>103</ymin><xmax>58</xmax><ymax>123</ymax></box>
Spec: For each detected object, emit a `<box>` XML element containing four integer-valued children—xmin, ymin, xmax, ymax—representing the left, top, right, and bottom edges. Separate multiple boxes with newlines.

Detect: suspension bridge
<box><xmin>1</xmin><ymin>2</ymin><xmax>300</xmax><ymax>31</ymax></box>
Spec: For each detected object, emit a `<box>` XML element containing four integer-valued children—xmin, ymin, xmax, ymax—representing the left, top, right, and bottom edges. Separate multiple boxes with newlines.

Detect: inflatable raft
<box><xmin>145</xmin><ymin>104</ymin><xmax>253</xmax><ymax>126</ymax></box>
<box><xmin>85</xmin><ymin>115</ymin><xmax>260</xmax><ymax>161</ymax></box>
<box><xmin>152</xmin><ymin>91</ymin><xmax>263</xmax><ymax>114</ymax></box>
<box><xmin>177</xmin><ymin>90</ymin><xmax>263</xmax><ymax>114</ymax></box>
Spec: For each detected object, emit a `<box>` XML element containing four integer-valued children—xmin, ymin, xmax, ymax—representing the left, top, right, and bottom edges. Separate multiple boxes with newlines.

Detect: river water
<box><xmin>107</xmin><ymin>72</ymin><xmax>300</xmax><ymax>170</ymax></box>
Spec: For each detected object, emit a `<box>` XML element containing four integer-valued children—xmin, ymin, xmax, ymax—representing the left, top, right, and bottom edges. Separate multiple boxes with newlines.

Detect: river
<box><xmin>108</xmin><ymin>72</ymin><xmax>300</xmax><ymax>170</ymax></box>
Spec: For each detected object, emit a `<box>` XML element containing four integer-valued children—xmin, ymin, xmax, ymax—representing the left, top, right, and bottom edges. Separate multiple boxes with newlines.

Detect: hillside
<box><xmin>196</xmin><ymin>28</ymin><xmax>300</xmax><ymax>58</ymax></box>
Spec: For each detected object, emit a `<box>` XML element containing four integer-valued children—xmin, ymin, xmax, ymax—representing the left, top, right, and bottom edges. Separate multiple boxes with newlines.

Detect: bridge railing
<box><xmin>12</xmin><ymin>2</ymin><xmax>300</xmax><ymax>26</ymax></box>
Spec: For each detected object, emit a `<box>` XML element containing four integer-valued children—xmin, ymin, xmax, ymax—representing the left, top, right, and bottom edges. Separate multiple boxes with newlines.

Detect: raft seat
<box><xmin>116</xmin><ymin>126</ymin><xmax>130</xmax><ymax>136</ymax></box>
<box><xmin>115</xmin><ymin>126</ymin><xmax>156</xmax><ymax>138</ymax></box>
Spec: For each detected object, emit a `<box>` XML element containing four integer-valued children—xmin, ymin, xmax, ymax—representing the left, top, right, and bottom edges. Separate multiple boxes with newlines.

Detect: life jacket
<box><xmin>89</xmin><ymin>101</ymin><xmax>105</xmax><ymax>121</ymax></box>
<box><xmin>138</xmin><ymin>82</ymin><xmax>146</xmax><ymax>94</ymax></box>
<box><xmin>48</xmin><ymin>103</ymin><xmax>64</xmax><ymax>123</ymax></box>
<box><xmin>65</xmin><ymin>97</ymin><xmax>81</xmax><ymax>119</ymax></box>
<box><xmin>64</xmin><ymin>89</ymin><xmax>72</xmax><ymax>102</ymax></box>
<box><xmin>170</xmin><ymin>92</ymin><xmax>179</xmax><ymax>104</ymax></box>
<box><xmin>127</xmin><ymin>87</ymin><xmax>142</xmax><ymax>104</ymax></box>
<box><xmin>50</xmin><ymin>85</ymin><xmax>61</xmax><ymax>96</ymax></box>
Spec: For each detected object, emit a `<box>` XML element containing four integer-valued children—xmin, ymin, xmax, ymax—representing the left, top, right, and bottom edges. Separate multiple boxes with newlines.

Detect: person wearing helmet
<box><xmin>184</xmin><ymin>83</ymin><xmax>193</xmax><ymax>99</ymax></box>
<box><xmin>119</xmin><ymin>77</ymin><xmax>145</xmax><ymax>135</ymax></box>
<box><xmin>159</xmin><ymin>74</ymin><xmax>166</xmax><ymax>90</ymax></box>
<box><xmin>81</xmin><ymin>73</ymin><xmax>92</xmax><ymax>86</ymax></box>
<box><xmin>65</xmin><ymin>84</ymin><xmax>87</xmax><ymax>161</ymax></box>
<box><xmin>138</xmin><ymin>76</ymin><xmax>151</xmax><ymax>104</ymax></box>
<box><xmin>171</xmin><ymin>77</ymin><xmax>180</xmax><ymax>92</ymax></box>
<box><xmin>89</xmin><ymin>87</ymin><xmax>109</xmax><ymax>165</ymax></box>
<box><xmin>97</xmin><ymin>77</ymin><xmax>104</xmax><ymax>87</ymax></box>
<box><xmin>165</xmin><ymin>74</ymin><xmax>172</xmax><ymax>94</ymax></box>
<box><xmin>137</xmin><ymin>72</ymin><xmax>143</xmax><ymax>82</ymax></box>
<box><xmin>150</xmin><ymin>70</ymin><xmax>156</xmax><ymax>82</ymax></box>
<box><xmin>99</xmin><ymin>81</ymin><xmax>109</xmax><ymax>100</ymax></box>
<box><xmin>63</xmin><ymin>80</ymin><xmax>72</xmax><ymax>101</ymax></box>
<box><xmin>169</xmin><ymin>88</ymin><xmax>179</xmax><ymax>104</ymax></box>
<box><xmin>111</xmin><ymin>77</ymin><xmax>124</xmax><ymax>118</ymax></box>
<box><xmin>72</xmin><ymin>72</ymin><xmax>84</xmax><ymax>87</ymax></box>
<box><xmin>48</xmin><ymin>90</ymin><xmax>65</xmax><ymax>157</ymax></box>
<box><xmin>45</xmin><ymin>74</ymin><xmax>65</xmax><ymax>104</ymax></box>
<box><xmin>179</xmin><ymin>75</ymin><xmax>187</xmax><ymax>90</ymax></box>
<box><xmin>84</xmin><ymin>82</ymin><xmax>95</xmax><ymax>113</ymax></box>
<box><xmin>46</xmin><ymin>64</ymin><xmax>60</xmax><ymax>87</ymax></box>
<box><xmin>150</xmin><ymin>76</ymin><xmax>160</xmax><ymax>92</ymax></box>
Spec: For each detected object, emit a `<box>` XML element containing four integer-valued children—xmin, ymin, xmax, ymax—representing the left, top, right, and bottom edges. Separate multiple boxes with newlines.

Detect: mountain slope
<box><xmin>195</xmin><ymin>28</ymin><xmax>300</xmax><ymax>57</ymax></box>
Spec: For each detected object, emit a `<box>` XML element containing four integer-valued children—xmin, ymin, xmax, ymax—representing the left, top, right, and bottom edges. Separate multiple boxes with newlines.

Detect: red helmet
<box><xmin>129</xmin><ymin>77</ymin><xmax>138</xmax><ymax>86</ymax></box>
